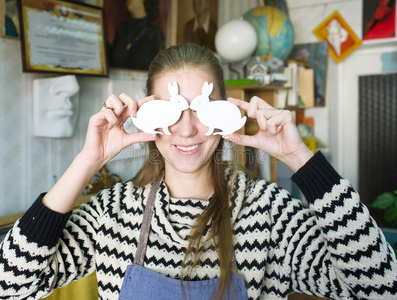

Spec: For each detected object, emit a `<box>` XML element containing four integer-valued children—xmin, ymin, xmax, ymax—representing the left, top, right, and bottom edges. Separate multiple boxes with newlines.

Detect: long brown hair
<box><xmin>132</xmin><ymin>43</ymin><xmax>235</xmax><ymax>299</ymax></box>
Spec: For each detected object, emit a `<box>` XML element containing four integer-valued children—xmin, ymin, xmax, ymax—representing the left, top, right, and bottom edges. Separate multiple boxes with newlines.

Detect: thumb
<box><xmin>123</xmin><ymin>132</ymin><xmax>158</xmax><ymax>148</ymax></box>
<box><xmin>223</xmin><ymin>133</ymin><xmax>259</xmax><ymax>149</ymax></box>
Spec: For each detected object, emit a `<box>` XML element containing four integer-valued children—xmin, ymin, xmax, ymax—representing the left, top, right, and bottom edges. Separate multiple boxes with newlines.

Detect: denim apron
<box><xmin>118</xmin><ymin>172</ymin><xmax>249</xmax><ymax>300</ymax></box>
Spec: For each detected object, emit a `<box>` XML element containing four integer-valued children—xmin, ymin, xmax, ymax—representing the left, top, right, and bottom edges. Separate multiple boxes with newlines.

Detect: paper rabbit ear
<box><xmin>168</xmin><ymin>81</ymin><xmax>179</xmax><ymax>96</ymax></box>
<box><xmin>202</xmin><ymin>82</ymin><xmax>213</xmax><ymax>96</ymax></box>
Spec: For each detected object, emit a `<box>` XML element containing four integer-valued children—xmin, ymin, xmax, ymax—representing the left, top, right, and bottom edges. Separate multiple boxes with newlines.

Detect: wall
<box><xmin>1</xmin><ymin>0</ymin><xmax>396</xmax><ymax>216</ymax></box>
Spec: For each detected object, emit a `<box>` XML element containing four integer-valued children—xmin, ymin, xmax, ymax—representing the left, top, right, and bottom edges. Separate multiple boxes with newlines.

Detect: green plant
<box><xmin>371</xmin><ymin>190</ymin><xmax>397</xmax><ymax>255</ymax></box>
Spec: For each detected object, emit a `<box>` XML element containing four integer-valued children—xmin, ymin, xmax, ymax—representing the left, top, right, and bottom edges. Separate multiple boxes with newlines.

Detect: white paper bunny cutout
<box><xmin>190</xmin><ymin>82</ymin><xmax>247</xmax><ymax>136</ymax></box>
<box><xmin>132</xmin><ymin>82</ymin><xmax>189</xmax><ymax>135</ymax></box>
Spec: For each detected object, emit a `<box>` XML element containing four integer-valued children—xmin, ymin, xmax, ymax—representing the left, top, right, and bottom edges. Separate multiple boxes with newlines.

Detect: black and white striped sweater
<box><xmin>0</xmin><ymin>152</ymin><xmax>396</xmax><ymax>299</ymax></box>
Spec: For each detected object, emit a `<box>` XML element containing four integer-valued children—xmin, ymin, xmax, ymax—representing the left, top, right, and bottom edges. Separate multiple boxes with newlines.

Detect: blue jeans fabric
<box><xmin>119</xmin><ymin>263</ymin><xmax>248</xmax><ymax>300</ymax></box>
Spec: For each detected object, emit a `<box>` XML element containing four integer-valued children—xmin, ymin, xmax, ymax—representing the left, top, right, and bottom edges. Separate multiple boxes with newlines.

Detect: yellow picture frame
<box><xmin>313</xmin><ymin>10</ymin><xmax>362</xmax><ymax>63</ymax></box>
<box><xmin>19</xmin><ymin>0</ymin><xmax>108</xmax><ymax>76</ymax></box>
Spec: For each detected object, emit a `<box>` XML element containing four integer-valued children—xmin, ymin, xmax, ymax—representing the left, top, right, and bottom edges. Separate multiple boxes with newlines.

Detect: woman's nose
<box><xmin>170</xmin><ymin>109</ymin><xmax>198</xmax><ymax>137</ymax></box>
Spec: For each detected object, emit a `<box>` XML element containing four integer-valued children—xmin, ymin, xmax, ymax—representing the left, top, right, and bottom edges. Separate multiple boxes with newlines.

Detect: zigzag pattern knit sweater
<box><xmin>0</xmin><ymin>152</ymin><xmax>396</xmax><ymax>299</ymax></box>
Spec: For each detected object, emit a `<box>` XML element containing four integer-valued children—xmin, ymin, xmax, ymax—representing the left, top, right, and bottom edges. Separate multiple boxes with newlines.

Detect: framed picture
<box><xmin>170</xmin><ymin>0</ymin><xmax>218</xmax><ymax>52</ymax></box>
<box><xmin>362</xmin><ymin>0</ymin><xmax>396</xmax><ymax>41</ymax></box>
<box><xmin>0</xmin><ymin>0</ymin><xmax>20</xmax><ymax>38</ymax></box>
<box><xmin>18</xmin><ymin>0</ymin><xmax>108</xmax><ymax>76</ymax></box>
<box><xmin>103</xmin><ymin>0</ymin><xmax>169</xmax><ymax>71</ymax></box>
<box><xmin>312</xmin><ymin>10</ymin><xmax>362</xmax><ymax>63</ymax></box>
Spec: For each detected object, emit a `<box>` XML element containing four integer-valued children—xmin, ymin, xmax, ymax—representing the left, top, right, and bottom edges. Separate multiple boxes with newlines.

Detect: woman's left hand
<box><xmin>224</xmin><ymin>96</ymin><xmax>313</xmax><ymax>172</ymax></box>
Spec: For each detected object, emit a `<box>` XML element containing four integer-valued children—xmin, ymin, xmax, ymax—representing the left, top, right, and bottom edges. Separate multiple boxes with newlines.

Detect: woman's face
<box><xmin>152</xmin><ymin>68</ymin><xmax>222</xmax><ymax>175</ymax></box>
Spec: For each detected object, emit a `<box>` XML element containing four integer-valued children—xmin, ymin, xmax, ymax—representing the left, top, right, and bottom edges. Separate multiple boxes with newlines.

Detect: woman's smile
<box><xmin>174</xmin><ymin>143</ymin><xmax>202</xmax><ymax>154</ymax></box>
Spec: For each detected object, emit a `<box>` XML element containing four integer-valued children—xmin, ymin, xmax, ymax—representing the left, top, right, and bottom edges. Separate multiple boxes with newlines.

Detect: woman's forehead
<box><xmin>153</xmin><ymin>69</ymin><xmax>219</xmax><ymax>99</ymax></box>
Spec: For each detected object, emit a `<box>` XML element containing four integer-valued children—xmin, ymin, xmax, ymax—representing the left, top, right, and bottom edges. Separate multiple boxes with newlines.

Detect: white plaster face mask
<box><xmin>33</xmin><ymin>75</ymin><xmax>80</xmax><ymax>138</ymax></box>
<box><xmin>132</xmin><ymin>81</ymin><xmax>246</xmax><ymax>135</ymax></box>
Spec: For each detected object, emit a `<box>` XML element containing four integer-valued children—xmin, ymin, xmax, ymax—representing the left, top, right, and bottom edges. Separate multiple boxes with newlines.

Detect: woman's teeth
<box><xmin>176</xmin><ymin>144</ymin><xmax>199</xmax><ymax>151</ymax></box>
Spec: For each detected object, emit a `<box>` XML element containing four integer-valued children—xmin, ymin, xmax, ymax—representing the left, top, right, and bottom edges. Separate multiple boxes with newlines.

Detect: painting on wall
<box><xmin>0</xmin><ymin>0</ymin><xmax>20</xmax><ymax>39</ymax></box>
<box><xmin>103</xmin><ymin>0</ymin><xmax>169</xmax><ymax>71</ymax></box>
<box><xmin>313</xmin><ymin>10</ymin><xmax>362</xmax><ymax>63</ymax></box>
<box><xmin>289</xmin><ymin>42</ymin><xmax>328</xmax><ymax>107</ymax></box>
<box><xmin>171</xmin><ymin>0</ymin><xmax>218</xmax><ymax>52</ymax></box>
<box><xmin>363</xmin><ymin>0</ymin><xmax>396</xmax><ymax>41</ymax></box>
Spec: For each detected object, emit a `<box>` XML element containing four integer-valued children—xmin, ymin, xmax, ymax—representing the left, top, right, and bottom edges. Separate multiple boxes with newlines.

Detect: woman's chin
<box><xmin>165</xmin><ymin>159</ymin><xmax>211</xmax><ymax>175</ymax></box>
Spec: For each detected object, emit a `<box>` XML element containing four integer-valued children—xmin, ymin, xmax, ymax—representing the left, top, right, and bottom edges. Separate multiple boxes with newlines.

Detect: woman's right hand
<box><xmin>80</xmin><ymin>93</ymin><xmax>158</xmax><ymax>165</ymax></box>
<box><xmin>43</xmin><ymin>93</ymin><xmax>157</xmax><ymax>213</ymax></box>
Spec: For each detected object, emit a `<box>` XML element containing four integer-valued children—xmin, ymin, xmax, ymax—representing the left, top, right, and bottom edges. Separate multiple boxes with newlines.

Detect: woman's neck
<box><xmin>164</xmin><ymin>167</ymin><xmax>213</xmax><ymax>201</ymax></box>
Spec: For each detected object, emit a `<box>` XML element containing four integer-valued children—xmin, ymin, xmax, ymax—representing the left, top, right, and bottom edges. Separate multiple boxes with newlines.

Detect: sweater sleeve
<box><xmin>284</xmin><ymin>151</ymin><xmax>397</xmax><ymax>298</ymax></box>
<box><xmin>0</xmin><ymin>191</ymin><xmax>103</xmax><ymax>299</ymax></box>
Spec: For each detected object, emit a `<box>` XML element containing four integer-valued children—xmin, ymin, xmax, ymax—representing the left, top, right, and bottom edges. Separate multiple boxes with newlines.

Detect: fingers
<box><xmin>256</xmin><ymin>109</ymin><xmax>293</xmax><ymax>134</ymax></box>
<box><xmin>102</xmin><ymin>94</ymin><xmax>125</xmax><ymax>115</ymax></box>
<box><xmin>247</xmin><ymin>96</ymin><xmax>277</xmax><ymax>119</ymax></box>
<box><xmin>228</xmin><ymin>96</ymin><xmax>277</xmax><ymax>118</ymax></box>
<box><xmin>119</xmin><ymin>93</ymin><xmax>155</xmax><ymax>117</ymax></box>
<box><xmin>223</xmin><ymin>108</ymin><xmax>294</xmax><ymax>147</ymax></box>
<box><xmin>101</xmin><ymin>93</ymin><xmax>156</xmax><ymax>126</ymax></box>
<box><xmin>137</xmin><ymin>95</ymin><xmax>155</xmax><ymax>107</ymax></box>
<box><xmin>96</xmin><ymin>93</ymin><xmax>159</xmax><ymax>135</ymax></box>
<box><xmin>227</xmin><ymin>97</ymin><xmax>249</xmax><ymax>111</ymax></box>
<box><xmin>89</xmin><ymin>108</ymin><xmax>118</xmax><ymax>129</ymax></box>
<box><xmin>243</xmin><ymin>96</ymin><xmax>290</xmax><ymax>133</ymax></box>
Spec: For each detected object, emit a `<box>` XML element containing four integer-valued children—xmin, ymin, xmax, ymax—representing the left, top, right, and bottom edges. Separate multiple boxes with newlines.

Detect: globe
<box><xmin>215</xmin><ymin>19</ymin><xmax>258</xmax><ymax>63</ymax></box>
<box><xmin>243</xmin><ymin>6</ymin><xmax>294</xmax><ymax>60</ymax></box>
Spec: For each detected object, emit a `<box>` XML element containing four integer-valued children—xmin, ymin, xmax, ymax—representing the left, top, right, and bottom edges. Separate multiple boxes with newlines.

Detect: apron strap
<box><xmin>133</xmin><ymin>170</ymin><xmax>240</xmax><ymax>273</ymax></box>
<box><xmin>134</xmin><ymin>171</ymin><xmax>165</xmax><ymax>266</ymax></box>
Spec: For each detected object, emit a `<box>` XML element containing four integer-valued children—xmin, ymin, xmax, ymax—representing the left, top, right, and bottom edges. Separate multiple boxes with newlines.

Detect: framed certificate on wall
<box><xmin>18</xmin><ymin>0</ymin><xmax>108</xmax><ymax>76</ymax></box>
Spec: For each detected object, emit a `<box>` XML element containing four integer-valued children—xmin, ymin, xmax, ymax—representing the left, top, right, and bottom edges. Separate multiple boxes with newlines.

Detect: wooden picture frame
<box><xmin>18</xmin><ymin>0</ymin><xmax>108</xmax><ymax>76</ymax></box>
<box><xmin>169</xmin><ymin>0</ymin><xmax>218</xmax><ymax>52</ymax></box>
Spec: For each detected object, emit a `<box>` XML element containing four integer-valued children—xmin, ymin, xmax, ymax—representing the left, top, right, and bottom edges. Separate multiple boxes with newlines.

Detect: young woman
<box><xmin>0</xmin><ymin>43</ymin><xmax>396</xmax><ymax>299</ymax></box>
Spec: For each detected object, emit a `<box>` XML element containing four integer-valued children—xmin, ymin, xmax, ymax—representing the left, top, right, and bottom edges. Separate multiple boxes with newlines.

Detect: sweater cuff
<box><xmin>291</xmin><ymin>151</ymin><xmax>341</xmax><ymax>203</ymax></box>
<box><xmin>19</xmin><ymin>193</ymin><xmax>72</xmax><ymax>248</ymax></box>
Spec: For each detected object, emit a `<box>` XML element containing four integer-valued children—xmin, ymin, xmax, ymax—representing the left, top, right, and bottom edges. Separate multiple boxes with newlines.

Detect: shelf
<box><xmin>226</xmin><ymin>84</ymin><xmax>288</xmax><ymax>91</ymax></box>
